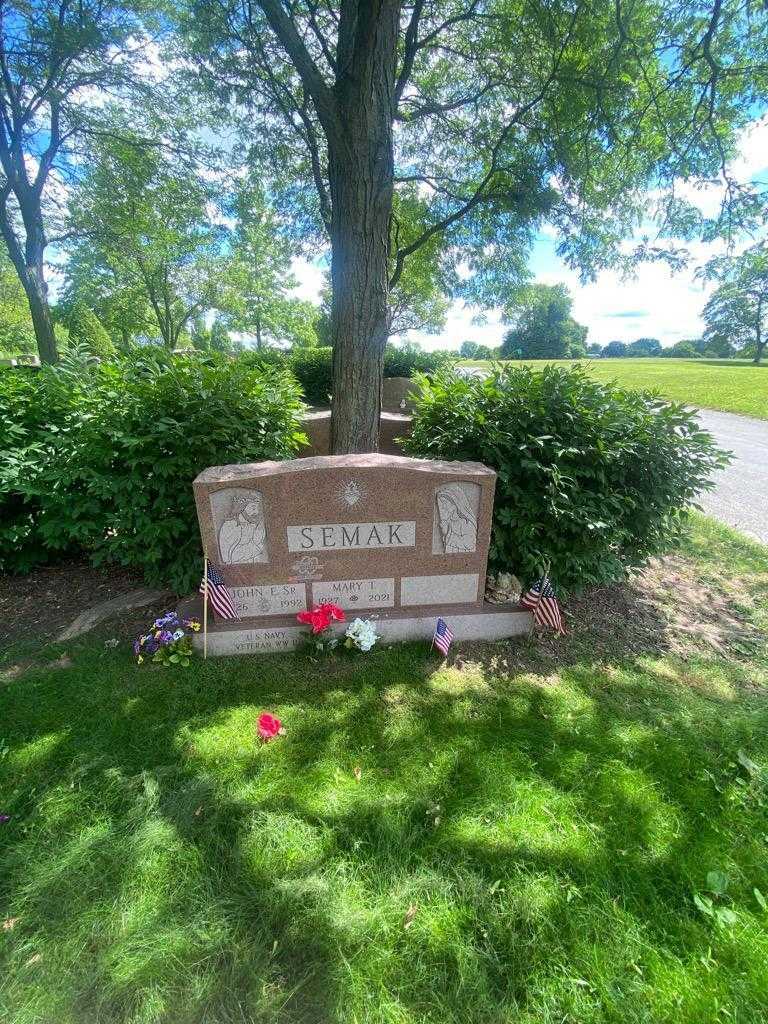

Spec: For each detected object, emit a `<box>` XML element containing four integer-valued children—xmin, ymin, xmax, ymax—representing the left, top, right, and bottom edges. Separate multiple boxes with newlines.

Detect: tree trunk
<box><xmin>328</xmin><ymin>2</ymin><xmax>399</xmax><ymax>454</ymax></box>
<box><xmin>754</xmin><ymin>297</ymin><xmax>764</xmax><ymax>364</ymax></box>
<box><xmin>23</xmin><ymin>267</ymin><xmax>58</xmax><ymax>363</ymax></box>
<box><xmin>0</xmin><ymin>208</ymin><xmax>58</xmax><ymax>363</ymax></box>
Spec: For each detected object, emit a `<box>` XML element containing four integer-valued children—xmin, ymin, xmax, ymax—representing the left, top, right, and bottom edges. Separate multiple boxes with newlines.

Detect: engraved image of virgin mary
<box><xmin>435</xmin><ymin>483</ymin><xmax>478</xmax><ymax>553</ymax></box>
<box><xmin>218</xmin><ymin>492</ymin><xmax>267</xmax><ymax>564</ymax></box>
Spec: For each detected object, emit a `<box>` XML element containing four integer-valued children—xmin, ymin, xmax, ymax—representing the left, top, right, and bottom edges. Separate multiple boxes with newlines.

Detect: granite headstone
<box><xmin>183</xmin><ymin>453</ymin><xmax>531</xmax><ymax>654</ymax></box>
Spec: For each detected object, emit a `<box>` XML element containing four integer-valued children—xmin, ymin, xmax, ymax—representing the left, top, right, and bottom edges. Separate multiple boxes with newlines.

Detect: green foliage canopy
<box><xmin>65</xmin><ymin>127</ymin><xmax>228</xmax><ymax>350</ymax></box>
<box><xmin>702</xmin><ymin>245</ymin><xmax>768</xmax><ymax>364</ymax></box>
<box><xmin>629</xmin><ymin>338</ymin><xmax>663</xmax><ymax>357</ymax></box>
<box><xmin>182</xmin><ymin>0</ymin><xmax>767</xmax><ymax>303</ymax></box>
<box><xmin>501</xmin><ymin>284</ymin><xmax>587</xmax><ymax>360</ymax></box>
<box><xmin>0</xmin><ymin>252</ymin><xmax>36</xmax><ymax>355</ymax></box>
<box><xmin>0</xmin><ymin>1</ymin><xmax>165</xmax><ymax>361</ymax></box>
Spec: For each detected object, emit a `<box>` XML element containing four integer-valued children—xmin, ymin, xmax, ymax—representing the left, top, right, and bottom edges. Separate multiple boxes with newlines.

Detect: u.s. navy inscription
<box><xmin>287</xmin><ymin>521</ymin><xmax>416</xmax><ymax>552</ymax></box>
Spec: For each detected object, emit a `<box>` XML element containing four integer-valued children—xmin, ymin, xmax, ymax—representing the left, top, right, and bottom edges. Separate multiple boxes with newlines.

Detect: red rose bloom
<box><xmin>257</xmin><ymin>712</ymin><xmax>282</xmax><ymax>741</ymax></box>
<box><xmin>297</xmin><ymin>608</ymin><xmax>331</xmax><ymax>633</ymax></box>
<box><xmin>319</xmin><ymin>603</ymin><xmax>345</xmax><ymax>622</ymax></box>
<box><xmin>297</xmin><ymin>603</ymin><xmax>345</xmax><ymax>633</ymax></box>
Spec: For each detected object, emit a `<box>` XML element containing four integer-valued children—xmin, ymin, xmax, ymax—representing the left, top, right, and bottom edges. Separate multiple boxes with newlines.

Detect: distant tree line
<box><xmin>592</xmin><ymin>336</ymin><xmax>742</xmax><ymax>359</ymax></box>
<box><xmin>494</xmin><ymin>278</ymin><xmax>766</xmax><ymax>363</ymax></box>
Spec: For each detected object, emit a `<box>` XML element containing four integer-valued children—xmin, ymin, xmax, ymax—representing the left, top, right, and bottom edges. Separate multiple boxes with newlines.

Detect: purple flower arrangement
<box><xmin>134</xmin><ymin>611</ymin><xmax>201</xmax><ymax>667</ymax></box>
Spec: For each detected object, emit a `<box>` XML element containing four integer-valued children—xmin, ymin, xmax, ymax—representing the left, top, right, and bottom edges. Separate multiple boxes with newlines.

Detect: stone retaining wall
<box><xmin>299</xmin><ymin>408</ymin><xmax>414</xmax><ymax>457</ymax></box>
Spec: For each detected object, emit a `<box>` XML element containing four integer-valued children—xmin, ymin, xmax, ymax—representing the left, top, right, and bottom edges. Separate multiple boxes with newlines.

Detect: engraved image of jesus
<box><xmin>435</xmin><ymin>483</ymin><xmax>478</xmax><ymax>553</ymax></box>
<box><xmin>218</xmin><ymin>492</ymin><xmax>267</xmax><ymax>564</ymax></box>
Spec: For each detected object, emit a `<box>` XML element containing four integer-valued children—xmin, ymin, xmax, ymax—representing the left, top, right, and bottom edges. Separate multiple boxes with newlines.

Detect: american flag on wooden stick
<box><xmin>200</xmin><ymin>563</ymin><xmax>238</xmax><ymax>620</ymax></box>
<box><xmin>521</xmin><ymin>575</ymin><xmax>566</xmax><ymax>635</ymax></box>
<box><xmin>432</xmin><ymin>617</ymin><xmax>454</xmax><ymax>656</ymax></box>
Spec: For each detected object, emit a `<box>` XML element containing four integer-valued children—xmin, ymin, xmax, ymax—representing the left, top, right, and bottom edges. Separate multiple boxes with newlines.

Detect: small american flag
<box><xmin>432</xmin><ymin>617</ymin><xmax>454</xmax><ymax>656</ymax></box>
<box><xmin>521</xmin><ymin>575</ymin><xmax>565</xmax><ymax>635</ymax></box>
<box><xmin>200</xmin><ymin>563</ymin><xmax>238</xmax><ymax>620</ymax></box>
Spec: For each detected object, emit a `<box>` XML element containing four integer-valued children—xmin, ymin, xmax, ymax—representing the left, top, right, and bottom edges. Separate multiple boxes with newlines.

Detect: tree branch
<box><xmin>255</xmin><ymin>0</ymin><xmax>337</xmax><ymax>130</ymax></box>
<box><xmin>394</xmin><ymin>0</ymin><xmax>425</xmax><ymax>108</ymax></box>
<box><xmin>390</xmin><ymin>1</ymin><xmax>584</xmax><ymax>287</ymax></box>
<box><xmin>0</xmin><ymin>188</ymin><xmax>26</xmax><ymax>283</ymax></box>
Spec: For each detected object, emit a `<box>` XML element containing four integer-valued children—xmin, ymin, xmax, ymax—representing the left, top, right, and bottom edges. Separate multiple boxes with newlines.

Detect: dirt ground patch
<box><xmin>559</xmin><ymin>553</ymin><xmax>765</xmax><ymax>659</ymax></box>
<box><xmin>0</xmin><ymin>559</ymin><xmax>149</xmax><ymax>654</ymax></box>
<box><xmin>1</xmin><ymin>546</ymin><xmax>764</xmax><ymax>670</ymax></box>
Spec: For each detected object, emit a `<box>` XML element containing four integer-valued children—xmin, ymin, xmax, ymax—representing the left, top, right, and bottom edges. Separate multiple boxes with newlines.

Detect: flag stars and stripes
<box><xmin>200</xmin><ymin>563</ymin><xmax>238</xmax><ymax>620</ymax></box>
<box><xmin>432</xmin><ymin>616</ymin><xmax>454</xmax><ymax>656</ymax></box>
<box><xmin>521</xmin><ymin>575</ymin><xmax>566</xmax><ymax>635</ymax></box>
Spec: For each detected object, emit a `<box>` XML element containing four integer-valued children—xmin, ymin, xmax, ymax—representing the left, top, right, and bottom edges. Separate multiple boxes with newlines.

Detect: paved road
<box><xmin>696</xmin><ymin>409</ymin><xmax>768</xmax><ymax>544</ymax></box>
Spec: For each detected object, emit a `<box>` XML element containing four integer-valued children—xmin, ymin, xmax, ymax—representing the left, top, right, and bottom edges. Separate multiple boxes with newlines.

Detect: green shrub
<box><xmin>62</xmin><ymin>301</ymin><xmax>116</xmax><ymax>359</ymax></box>
<box><xmin>662</xmin><ymin>341</ymin><xmax>702</xmax><ymax>358</ymax></box>
<box><xmin>290</xmin><ymin>347</ymin><xmax>333</xmax><ymax>405</ymax></box>
<box><xmin>404</xmin><ymin>365</ymin><xmax>729</xmax><ymax>591</ymax></box>
<box><xmin>383</xmin><ymin>344</ymin><xmax>454</xmax><ymax>378</ymax></box>
<box><xmin>244</xmin><ymin>344</ymin><xmax>454</xmax><ymax>405</ymax></box>
<box><xmin>0</xmin><ymin>367</ymin><xmax>77</xmax><ymax>572</ymax></box>
<box><xmin>1</xmin><ymin>358</ymin><xmax>306</xmax><ymax>590</ymax></box>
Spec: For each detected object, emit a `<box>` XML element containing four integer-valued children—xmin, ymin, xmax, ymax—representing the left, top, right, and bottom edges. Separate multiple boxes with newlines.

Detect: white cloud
<box><xmin>406</xmin><ymin>301</ymin><xmax>506</xmax><ymax>351</ymax></box>
<box><xmin>540</xmin><ymin>259</ymin><xmax>715</xmax><ymax>346</ymax></box>
<box><xmin>289</xmin><ymin>256</ymin><xmax>327</xmax><ymax>302</ymax></box>
<box><xmin>731</xmin><ymin>115</ymin><xmax>768</xmax><ymax>181</ymax></box>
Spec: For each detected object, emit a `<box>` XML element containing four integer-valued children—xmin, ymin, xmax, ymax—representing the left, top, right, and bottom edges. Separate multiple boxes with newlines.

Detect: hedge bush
<box><xmin>242</xmin><ymin>345</ymin><xmax>455</xmax><ymax>405</ymax></box>
<box><xmin>383</xmin><ymin>344</ymin><xmax>455</xmax><ymax>379</ymax></box>
<box><xmin>0</xmin><ymin>367</ymin><xmax>77</xmax><ymax>572</ymax></box>
<box><xmin>404</xmin><ymin>365</ymin><xmax>729</xmax><ymax>591</ymax></box>
<box><xmin>61</xmin><ymin>301</ymin><xmax>116</xmax><ymax>358</ymax></box>
<box><xmin>0</xmin><ymin>356</ymin><xmax>305</xmax><ymax>590</ymax></box>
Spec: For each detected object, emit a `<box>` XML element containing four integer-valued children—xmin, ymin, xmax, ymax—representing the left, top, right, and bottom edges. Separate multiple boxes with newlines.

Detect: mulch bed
<box><xmin>1</xmin><ymin>549</ymin><xmax>761</xmax><ymax>667</ymax></box>
<box><xmin>0</xmin><ymin>559</ymin><xmax>147</xmax><ymax>654</ymax></box>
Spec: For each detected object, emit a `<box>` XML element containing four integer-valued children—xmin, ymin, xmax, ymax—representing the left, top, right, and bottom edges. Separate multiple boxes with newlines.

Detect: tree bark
<box><xmin>24</xmin><ymin>268</ymin><xmax>58</xmax><ymax>363</ymax></box>
<box><xmin>754</xmin><ymin>296</ymin><xmax>764</xmax><ymax>364</ymax></box>
<box><xmin>328</xmin><ymin>1</ymin><xmax>399</xmax><ymax>454</ymax></box>
<box><xmin>255</xmin><ymin>0</ymin><xmax>400</xmax><ymax>452</ymax></box>
<box><xmin>0</xmin><ymin>202</ymin><xmax>58</xmax><ymax>363</ymax></box>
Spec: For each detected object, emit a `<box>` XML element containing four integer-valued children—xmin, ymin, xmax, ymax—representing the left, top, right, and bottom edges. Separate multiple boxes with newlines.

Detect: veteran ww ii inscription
<box><xmin>184</xmin><ymin>454</ymin><xmax>531</xmax><ymax>655</ymax></box>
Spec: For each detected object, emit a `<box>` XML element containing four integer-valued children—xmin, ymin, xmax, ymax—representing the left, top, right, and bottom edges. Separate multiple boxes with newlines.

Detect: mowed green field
<box><xmin>1</xmin><ymin>516</ymin><xmax>768</xmax><ymax>1023</ymax></box>
<box><xmin>458</xmin><ymin>358</ymin><xmax>768</xmax><ymax>419</ymax></box>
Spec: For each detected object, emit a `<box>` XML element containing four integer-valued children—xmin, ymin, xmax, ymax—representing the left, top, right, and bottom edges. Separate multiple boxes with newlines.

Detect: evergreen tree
<box><xmin>501</xmin><ymin>284</ymin><xmax>587</xmax><ymax>360</ymax></box>
<box><xmin>63</xmin><ymin>301</ymin><xmax>116</xmax><ymax>359</ymax></box>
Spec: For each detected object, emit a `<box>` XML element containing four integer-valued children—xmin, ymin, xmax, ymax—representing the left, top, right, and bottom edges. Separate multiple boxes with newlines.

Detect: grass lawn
<box><xmin>2</xmin><ymin>515</ymin><xmax>768</xmax><ymax>1023</ymax></box>
<box><xmin>457</xmin><ymin>358</ymin><xmax>768</xmax><ymax>419</ymax></box>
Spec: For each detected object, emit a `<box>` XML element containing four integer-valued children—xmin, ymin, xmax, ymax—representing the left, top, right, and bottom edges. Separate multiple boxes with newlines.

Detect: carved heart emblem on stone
<box><xmin>340</xmin><ymin>480</ymin><xmax>364</xmax><ymax>506</ymax></box>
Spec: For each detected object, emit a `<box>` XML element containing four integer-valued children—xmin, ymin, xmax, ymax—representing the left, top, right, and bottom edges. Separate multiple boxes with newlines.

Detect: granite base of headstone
<box><xmin>180</xmin><ymin>453</ymin><xmax>532</xmax><ymax>655</ymax></box>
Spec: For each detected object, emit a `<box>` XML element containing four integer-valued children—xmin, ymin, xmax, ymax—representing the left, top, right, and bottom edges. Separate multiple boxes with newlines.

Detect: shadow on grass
<box><xmin>1</xmin><ymin>628</ymin><xmax>767</xmax><ymax>1023</ymax></box>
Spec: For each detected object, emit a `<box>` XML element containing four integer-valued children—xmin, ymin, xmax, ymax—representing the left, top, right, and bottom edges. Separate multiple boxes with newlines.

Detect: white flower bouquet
<box><xmin>344</xmin><ymin>617</ymin><xmax>379</xmax><ymax>652</ymax></box>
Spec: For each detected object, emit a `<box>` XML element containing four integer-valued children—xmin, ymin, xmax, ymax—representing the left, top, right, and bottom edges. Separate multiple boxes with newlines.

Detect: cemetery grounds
<box><xmin>457</xmin><ymin>358</ymin><xmax>768</xmax><ymax>420</ymax></box>
<box><xmin>0</xmin><ymin>513</ymin><xmax>767</xmax><ymax>1023</ymax></box>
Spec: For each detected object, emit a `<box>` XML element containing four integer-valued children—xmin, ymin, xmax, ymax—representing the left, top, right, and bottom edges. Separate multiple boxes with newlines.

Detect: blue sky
<box><xmin>292</xmin><ymin>117</ymin><xmax>768</xmax><ymax>352</ymax></box>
